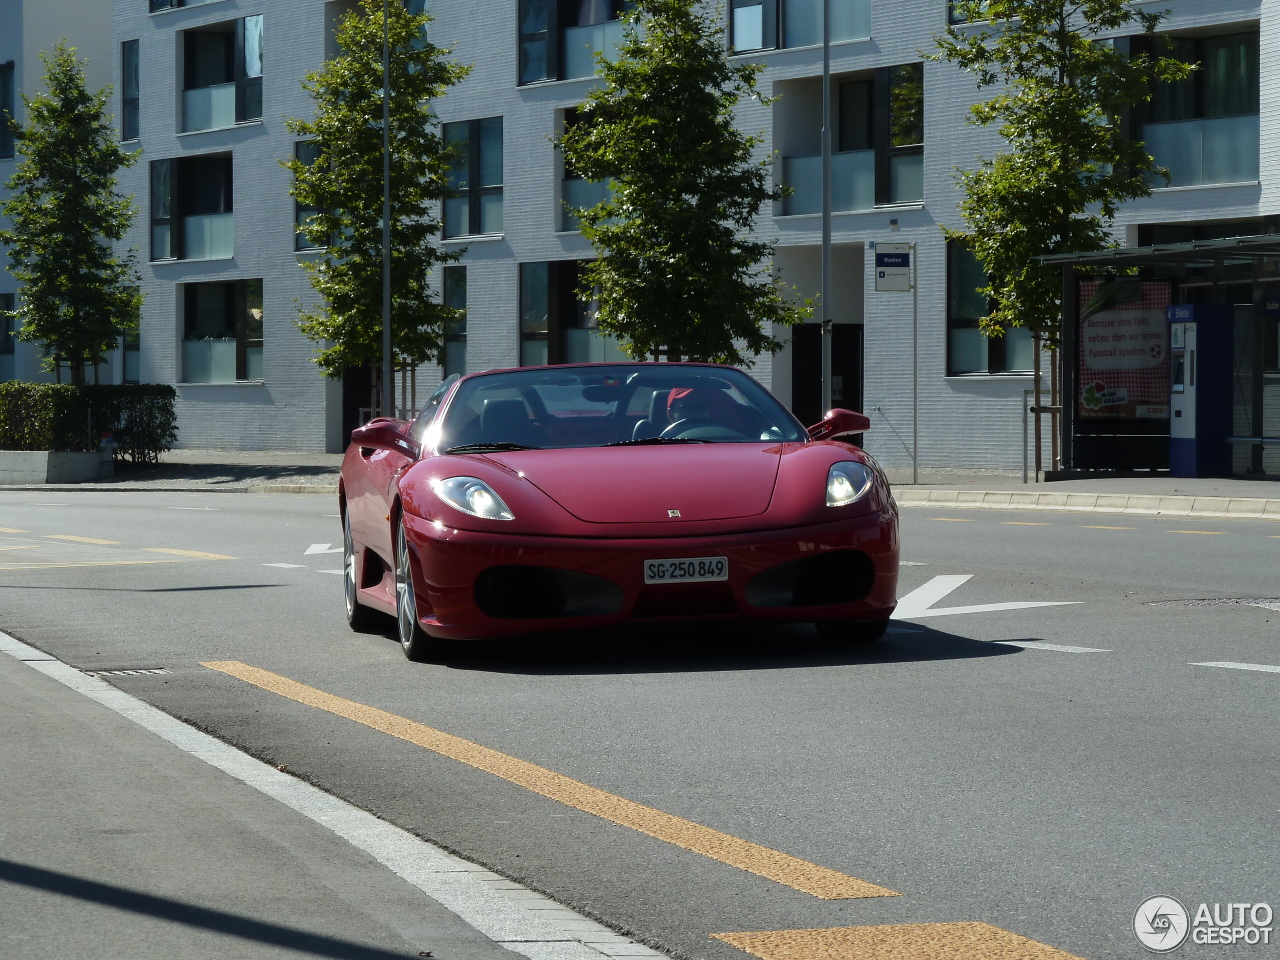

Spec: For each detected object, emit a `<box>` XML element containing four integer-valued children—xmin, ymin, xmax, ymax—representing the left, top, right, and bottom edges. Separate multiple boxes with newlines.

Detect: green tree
<box><xmin>0</xmin><ymin>42</ymin><xmax>141</xmax><ymax>384</ymax></box>
<box><xmin>557</xmin><ymin>0</ymin><xmax>808</xmax><ymax>366</ymax></box>
<box><xmin>285</xmin><ymin>0</ymin><xmax>469</xmax><ymax>387</ymax></box>
<box><xmin>932</xmin><ymin>0</ymin><xmax>1192</xmax><ymax>344</ymax></box>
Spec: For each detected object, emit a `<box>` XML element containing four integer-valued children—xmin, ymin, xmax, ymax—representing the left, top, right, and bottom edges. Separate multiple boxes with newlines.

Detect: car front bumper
<box><xmin>401</xmin><ymin>510</ymin><xmax>898</xmax><ymax>640</ymax></box>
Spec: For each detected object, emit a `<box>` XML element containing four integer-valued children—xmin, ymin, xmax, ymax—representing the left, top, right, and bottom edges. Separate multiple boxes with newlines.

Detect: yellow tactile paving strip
<box><xmin>201</xmin><ymin>660</ymin><xmax>898</xmax><ymax>900</ymax></box>
<box><xmin>713</xmin><ymin>923</ymin><xmax>1087</xmax><ymax>960</ymax></box>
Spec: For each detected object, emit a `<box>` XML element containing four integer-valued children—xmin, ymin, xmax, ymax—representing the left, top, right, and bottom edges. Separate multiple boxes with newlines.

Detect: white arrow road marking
<box><xmin>1193</xmin><ymin>661</ymin><xmax>1280</xmax><ymax>675</ymax></box>
<box><xmin>894</xmin><ymin>574</ymin><xmax>1080</xmax><ymax>620</ymax></box>
<box><xmin>305</xmin><ymin>543</ymin><xmax>344</xmax><ymax>555</ymax></box>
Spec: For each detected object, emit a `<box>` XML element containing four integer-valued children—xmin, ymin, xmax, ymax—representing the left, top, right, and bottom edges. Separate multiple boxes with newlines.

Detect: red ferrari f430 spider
<box><xmin>339</xmin><ymin>363</ymin><xmax>898</xmax><ymax>660</ymax></box>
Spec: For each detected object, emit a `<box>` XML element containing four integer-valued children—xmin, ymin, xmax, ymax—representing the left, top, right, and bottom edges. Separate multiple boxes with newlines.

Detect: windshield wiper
<box><xmin>603</xmin><ymin>437</ymin><xmax>713</xmax><ymax>447</ymax></box>
<box><xmin>443</xmin><ymin>442</ymin><xmax>541</xmax><ymax>454</ymax></box>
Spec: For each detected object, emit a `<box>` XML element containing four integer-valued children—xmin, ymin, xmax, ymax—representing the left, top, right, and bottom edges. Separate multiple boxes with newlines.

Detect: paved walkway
<box><xmin>3</xmin><ymin>449</ymin><xmax>1279</xmax><ymax>521</ymax></box>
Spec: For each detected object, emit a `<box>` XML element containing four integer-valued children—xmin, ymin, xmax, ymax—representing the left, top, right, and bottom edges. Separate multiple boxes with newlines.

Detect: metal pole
<box><xmin>911</xmin><ymin>240</ymin><xmax>918</xmax><ymax>485</ymax></box>
<box><xmin>381</xmin><ymin>0</ymin><xmax>393</xmax><ymax>419</ymax></box>
<box><xmin>820</xmin><ymin>0</ymin><xmax>833</xmax><ymax>414</ymax></box>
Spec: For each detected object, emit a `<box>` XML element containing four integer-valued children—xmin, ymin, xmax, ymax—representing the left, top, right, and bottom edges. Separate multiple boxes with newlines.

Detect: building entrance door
<box><xmin>790</xmin><ymin>324</ymin><xmax>864</xmax><ymax>429</ymax></box>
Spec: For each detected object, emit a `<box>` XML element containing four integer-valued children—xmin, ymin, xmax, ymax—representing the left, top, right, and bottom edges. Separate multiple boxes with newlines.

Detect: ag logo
<box><xmin>1135</xmin><ymin>896</ymin><xmax>1190</xmax><ymax>952</ymax></box>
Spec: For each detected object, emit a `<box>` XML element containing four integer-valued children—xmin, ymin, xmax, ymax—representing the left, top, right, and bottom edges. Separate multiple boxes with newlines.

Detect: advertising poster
<box><xmin>1077</xmin><ymin>280</ymin><xmax>1172</xmax><ymax>420</ymax></box>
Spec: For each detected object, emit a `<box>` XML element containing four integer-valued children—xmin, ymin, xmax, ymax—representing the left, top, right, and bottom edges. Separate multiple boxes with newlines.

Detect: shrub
<box><xmin>0</xmin><ymin>383</ymin><xmax>177</xmax><ymax>463</ymax></box>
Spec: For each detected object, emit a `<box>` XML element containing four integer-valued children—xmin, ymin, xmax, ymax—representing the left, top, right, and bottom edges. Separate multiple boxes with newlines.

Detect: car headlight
<box><xmin>826</xmin><ymin>461</ymin><xmax>874</xmax><ymax>507</ymax></box>
<box><xmin>433</xmin><ymin>476</ymin><xmax>514</xmax><ymax>520</ymax></box>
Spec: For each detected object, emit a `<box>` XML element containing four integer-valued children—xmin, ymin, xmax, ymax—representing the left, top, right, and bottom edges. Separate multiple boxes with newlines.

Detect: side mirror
<box><xmin>807</xmin><ymin>408</ymin><xmax>871</xmax><ymax>441</ymax></box>
<box><xmin>351</xmin><ymin>420</ymin><xmax>422</xmax><ymax>459</ymax></box>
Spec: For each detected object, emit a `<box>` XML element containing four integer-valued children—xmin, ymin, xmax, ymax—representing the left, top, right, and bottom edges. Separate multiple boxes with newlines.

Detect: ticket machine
<box><xmin>1167</xmin><ymin>304</ymin><xmax>1233</xmax><ymax>477</ymax></box>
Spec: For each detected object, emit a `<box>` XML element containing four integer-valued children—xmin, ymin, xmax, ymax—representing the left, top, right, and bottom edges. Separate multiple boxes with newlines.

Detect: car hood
<box><xmin>488</xmin><ymin>444</ymin><xmax>783</xmax><ymax>523</ymax></box>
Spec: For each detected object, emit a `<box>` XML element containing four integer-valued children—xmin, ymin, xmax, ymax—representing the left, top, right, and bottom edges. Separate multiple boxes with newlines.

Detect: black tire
<box><xmin>814</xmin><ymin>618</ymin><xmax>890</xmax><ymax>645</ymax></box>
<box><xmin>395</xmin><ymin>517</ymin><xmax>433</xmax><ymax>662</ymax></box>
<box><xmin>343</xmin><ymin>510</ymin><xmax>380</xmax><ymax>633</ymax></box>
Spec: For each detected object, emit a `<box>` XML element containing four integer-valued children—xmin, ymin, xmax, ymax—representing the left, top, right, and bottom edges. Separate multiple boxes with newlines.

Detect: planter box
<box><xmin>0</xmin><ymin>451</ymin><xmax>112</xmax><ymax>484</ymax></box>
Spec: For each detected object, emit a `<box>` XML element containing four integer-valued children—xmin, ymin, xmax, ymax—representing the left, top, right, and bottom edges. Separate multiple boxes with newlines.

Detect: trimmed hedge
<box><xmin>0</xmin><ymin>383</ymin><xmax>178</xmax><ymax>463</ymax></box>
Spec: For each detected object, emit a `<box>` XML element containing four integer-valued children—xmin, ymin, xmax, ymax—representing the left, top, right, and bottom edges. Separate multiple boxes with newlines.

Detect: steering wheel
<box><xmin>660</xmin><ymin>417</ymin><xmax>720</xmax><ymax>438</ymax></box>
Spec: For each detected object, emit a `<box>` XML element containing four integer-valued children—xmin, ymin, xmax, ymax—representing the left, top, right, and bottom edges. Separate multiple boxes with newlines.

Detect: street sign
<box><xmin>875</xmin><ymin>242</ymin><xmax>912</xmax><ymax>292</ymax></box>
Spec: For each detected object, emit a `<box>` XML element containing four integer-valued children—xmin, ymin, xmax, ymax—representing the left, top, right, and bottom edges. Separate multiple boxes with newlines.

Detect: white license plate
<box><xmin>643</xmin><ymin>556</ymin><xmax>728</xmax><ymax>584</ymax></box>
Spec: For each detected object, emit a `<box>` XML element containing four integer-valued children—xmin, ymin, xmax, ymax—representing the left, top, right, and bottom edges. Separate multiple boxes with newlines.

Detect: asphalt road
<box><xmin>1</xmin><ymin>489</ymin><xmax>1277</xmax><ymax>960</ymax></box>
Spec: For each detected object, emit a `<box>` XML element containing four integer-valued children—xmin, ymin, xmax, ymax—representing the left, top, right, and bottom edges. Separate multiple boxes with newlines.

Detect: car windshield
<box><xmin>436</xmin><ymin>365</ymin><xmax>807</xmax><ymax>452</ymax></box>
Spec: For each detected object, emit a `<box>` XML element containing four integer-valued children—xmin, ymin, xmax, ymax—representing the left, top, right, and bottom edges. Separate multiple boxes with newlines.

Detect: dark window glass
<box><xmin>151</xmin><ymin>159</ymin><xmax>173</xmax><ymax>260</ymax></box>
<box><xmin>0</xmin><ymin>293</ymin><xmax>15</xmax><ymax>353</ymax></box>
<box><xmin>519</xmin><ymin>0</ymin><xmax>552</xmax><ymax>83</ymax></box>
<box><xmin>519</xmin><ymin>262</ymin><xmax>551</xmax><ymax>366</ymax></box>
<box><xmin>121</xmin><ymin>41</ymin><xmax>140</xmax><ymax>141</ymax></box>
<box><xmin>442</xmin><ymin>265</ymin><xmax>467</xmax><ymax>378</ymax></box>
<box><xmin>1150</xmin><ymin>33</ymin><xmax>1259</xmax><ymax>123</ymax></box>
<box><xmin>946</xmin><ymin>240</ymin><xmax>1033</xmax><ymax>374</ymax></box>
<box><xmin>0</xmin><ymin>61</ymin><xmax>14</xmax><ymax>160</ymax></box>
<box><xmin>294</xmin><ymin>140</ymin><xmax>324</xmax><ymax>251</ymax></box>
<box><xmin>181</xmin><ymin>17</ymin><xmax>263</xmax><ymax>130</ymax></box>
<box><xmin>443</xmin><ymin>118</ymin><xmax>503</xmax><ymax>239</ymax></box>
<box><xmin>838</xmin><ymin>80</ymin><xmax>872</xmax><ymax>152</ymax></box>
<box><xmin>182</xmin><ymin>280</ymin><xmax>262</xmax><ymax>382</ymax></box>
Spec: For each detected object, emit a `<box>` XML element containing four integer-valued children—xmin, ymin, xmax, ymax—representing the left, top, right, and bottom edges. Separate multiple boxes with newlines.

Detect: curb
<box><xmin>0</xmin><ymin>482</ymin><xmax>337</xmax><ymax>495</ymax></box>
<box><xmin>895</xmin><ymin>488</ymin><xmax>1280</xmax><ymax>521</ymax></box>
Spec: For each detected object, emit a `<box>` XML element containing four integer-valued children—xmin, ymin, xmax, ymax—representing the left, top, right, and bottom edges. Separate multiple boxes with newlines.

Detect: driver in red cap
<box><xmin>666</xmin><ymin>387</ymin><xmax>714</xmax><ymax>426</ymax></box>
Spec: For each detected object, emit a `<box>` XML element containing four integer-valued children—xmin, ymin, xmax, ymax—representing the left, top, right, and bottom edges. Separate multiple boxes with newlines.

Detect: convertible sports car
<box><xmin>339</xmin><ymin>362</ymin><xmax>898</xmax><ymax>660</ymax></box>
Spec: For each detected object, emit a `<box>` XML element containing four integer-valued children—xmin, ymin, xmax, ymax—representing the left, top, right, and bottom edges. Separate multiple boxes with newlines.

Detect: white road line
<box><xmin>992</xmin><ymin>641</ymin><xmax>1111</xmax><ymax>654</ymax></box>
<box><xmin>899</xmin><ymin>561</ymin><xmax>928</xmax><ymax>566</ymax></box>
<box><xmin>263</xmin><ymin>563</ymin><xmax>308</xmax><ymax>569</ymax></box>
<box><xmin>1193</xmin><ymin>661</ymin><xmax>1280</xmax><ymax>675</ymax></box>
<box><xmin>0</xmin><ymin>631</ymin><xmax>663</xmax><ymax>960</ymax></box>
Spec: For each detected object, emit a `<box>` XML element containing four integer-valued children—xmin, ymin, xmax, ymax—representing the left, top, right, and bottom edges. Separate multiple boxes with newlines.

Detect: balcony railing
<box><xmin>182</xmin><ymin>82</ymin><xmax>236</xmax><ymax>133</ymax></box>
<box><xmin>183</xmin><ymin>212</ymin><xmax>234</xmax><ymax>260</ymax></box>
<box><xmin>563</xmin><ymin>19</ymin><xmax>625</xmax><ymax>80</ymax></box>
<box><xmin>182</xmin><ymin>339</ymin><xmax>261</xmax><ymax>383</ymax></box>
<box><xmin>780</xmin><ymin>150</ymin><xmax>874</xmax><ymax>216</ymax></box>
<box><xmin>561</xmin><ymin>178</ymin><xmax>614</xmax><ymax>231</ymax></box>
<box><xmin>1142</xmin><ymin>115</ymin><xmax>1260</xmax><ymax>188</ymax></box>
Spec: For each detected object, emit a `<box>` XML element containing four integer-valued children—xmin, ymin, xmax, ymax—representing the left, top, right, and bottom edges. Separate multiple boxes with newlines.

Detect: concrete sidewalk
<box><xmin>0</xmin><ymin>633</ymin><xmax>664</xmax><ymax>960</ymax></box>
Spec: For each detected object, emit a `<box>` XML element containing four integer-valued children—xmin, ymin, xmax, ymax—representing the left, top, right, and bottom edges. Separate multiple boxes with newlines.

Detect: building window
<box><xmin>1</xmin><ymin>60</ymin><xmax>14</xmax><ymax>160</ymax></box>
<box><xmin>730</xmin><ymin>0</ymin><xmax>869</xmax><ymax>53</ymax></box>
<box><xmin>947</xmin><ymin>1</ymin><xmax>988</xmax><ymax>24</ymax></box>
<box><xmin>121</xmin><ymin>41</ymin><xmax>140</xmax><ymax>142</ymax></box>
<box><xmin>559</xmin><ymin>107</ymin><xmax>614</xmax><ymax>232</ymax></box>
<box><xmin>444</xmin><ymin>118</ymin><xmax>503</xmax><ymax>239</ymax></box>
<box><xmin>181</xmin><ymin>16</ymin><xmax>263</xmax><ymax>133</ymax></box>
<box><xmin>442</xmin><ymin>265</ymin><xmax>466</xmax><ymax>378</ymax></box>
<box><xmin>1139</xmin><ymin>32</ymin><xmax>1259</xmax><ymax>187</ymax></box>
<box><xmin>294</xmin><ymin>140</ymin><xmax>324</xmax><ymax>251</ymax></box>
<box><xmin>518</xmin><ymin>1</ymin><xmax>636</xmax><ymax>84</ymax></box>
<box><xmin>779</xmin><ymin>64</ymin><xmax>922</xmax><ymax>216</ymax></box>
<box><xmin>0</xmin><ymin>293</ymin><xmax>15</xmax><ymax>382</ymax></box>
<box><xmin>151</xmin><ymin>154</ymin><xmax>234</xmax><ymax>261</ymax></box>
<box><xmin>886</xmin><ymin>63</ymin><xmax>924</xmax><ymax>204</ymax></box>
<box><xmin>946</xmin><ymin>241</ymin><xmax>1034</xmax><ymax>375</ymax></box>
<box><xmin>519</xmin><ymin>261</ymin><xmax>626</xmax><ymax>366</ymax></box>
<box><xmin>181</xmin><ymin>280</ymin><xmax>263</xmax><ymax>383</ymax></box>
<box><xmin>122</xmin><ymin>328</ymin><xmax>141</xmax><ymax>384</ymax></box>
<box><xmin>151</xmin><ymin>0</ymin><xmax>220</xmax><ymax>12</ymax></box>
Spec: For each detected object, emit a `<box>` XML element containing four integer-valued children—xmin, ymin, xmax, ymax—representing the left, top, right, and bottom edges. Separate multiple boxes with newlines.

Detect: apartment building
<box><xmin>4</xmin><ymin>0</ymin><xmax>1276</xmax><ymax>467</ymax></box>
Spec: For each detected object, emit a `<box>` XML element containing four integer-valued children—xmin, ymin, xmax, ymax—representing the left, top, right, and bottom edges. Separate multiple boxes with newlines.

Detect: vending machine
<box><xmin>1167</xmin><ymin>304</ymin><xmax>1234</xmax><ymax>477</ymax></box>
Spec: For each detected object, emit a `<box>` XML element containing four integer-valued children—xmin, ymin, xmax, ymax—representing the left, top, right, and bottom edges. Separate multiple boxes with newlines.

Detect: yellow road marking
<box><xmin>44</xmin><ymin>534</ymin><xmax>121</xmax><ymax>545</ymax></box>
<box><xmin>714</xmin><ymin>923</ymin><xmax>1086</xmax><ymax>960</ymax></box>
<box><xmin>0</xmin><ymin>560</ymin><xmax>185</xmax><ymax>570</ymax></box>
<box><xmin>929</xmin><ymin>518</ymin><xmax>975</xmax><ymax>522</ymax></box>
<box><xmin>1003</xmin><ymin>521</ymin><xmax>1050</xmax><ymax>526</ymax></box>
<box><xmin>0</xmin><ymin>526</ymin><xmax>30</xmax><ymax>533</ymax></box>
<box><xmin>1169</xmin><ymin>530</ymin><xmax>1224</xmax><ymax>535</ymax></box>
<box><xmin>201</xmin><ymin>660</ymin><xmax>897</xmax><ymax>901</ymax></box>
<box><xmin>1082</xmin><ymin>525</ymin><xmax>1134</xmax><ymax>530</ymax></box>
<box><xmin>142</xmin><ymin>548</ymin><xmax>237</xmax><ymax>560</ymax></box>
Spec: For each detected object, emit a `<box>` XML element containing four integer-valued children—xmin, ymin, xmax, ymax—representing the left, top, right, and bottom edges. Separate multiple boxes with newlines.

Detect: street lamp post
<box><xmin>381</xmin><ymin>0</ymin><xmax>393</xmax><ymax>418</ymax></box>
<box><xmin>820</xmin><ymin>0</ymin><xmax>833</xmax><ymax>415</ymax></box>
